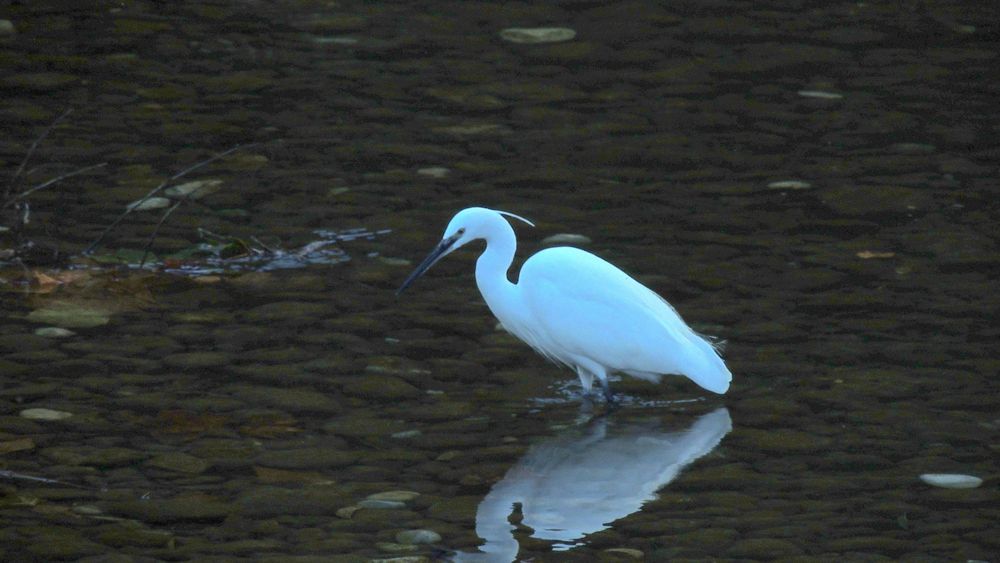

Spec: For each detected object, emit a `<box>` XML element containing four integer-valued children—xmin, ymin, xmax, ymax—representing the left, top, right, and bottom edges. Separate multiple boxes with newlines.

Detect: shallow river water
<box><xmin>1</xmin><ymin>1</ymin><xmax>998</xmax><ymax>561</ymax></box>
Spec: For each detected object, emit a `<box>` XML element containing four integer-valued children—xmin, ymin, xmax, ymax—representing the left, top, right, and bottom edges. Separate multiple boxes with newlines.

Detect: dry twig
<box><xmin>4</xmin><ymin>108</ymin><xmax>73</xmax><ymax>201</ymax></box>
<box><xmin>2</xmin><ymin>162</ymin><xmax>107</xmax><ymax>210</ymax></box>
<box><xmin>85</xmin><ymin>143</ymin><xmax>256</xmax><ymax>255</ymax></box>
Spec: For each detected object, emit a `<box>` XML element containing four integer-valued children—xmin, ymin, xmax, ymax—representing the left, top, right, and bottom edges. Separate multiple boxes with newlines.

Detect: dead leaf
<box><xmin>26</xmin><ymin>270</ymin><xmax>158</xmax><ymax>326</ymax></box>
<box><xmin>162</xmin><ymin>258</ymin><xmax>185</xmax><ymax>269</ymax></box>
<box><xmin>32</xmin><ymin>271</ymin><xmax>61</xmax><ymax>292</ymax></box>
<box><xmin>48</xmin><ymin>270</ymin><xmax>92</xmax><ymax>285</ymax></box>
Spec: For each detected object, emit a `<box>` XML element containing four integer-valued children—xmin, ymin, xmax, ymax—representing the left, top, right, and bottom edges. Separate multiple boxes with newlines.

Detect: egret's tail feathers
<box><xmin>701</xmin><ymin>334</ymin><xmax>727</xmax><ymax>354</ymax></box>
<box><xmin>691</xmin><ymin>366</ymin><xmax>731</xmax><ymax>394</ymax></box>
<box><xmin>680</xmin><ymin>333</ymin><xmax>732</xmax><ymax>394</ymax></box>
<box><xmin>623</xmin><ymin>369</ymin><xmax>663</xmax><ymax>384</ymax></box>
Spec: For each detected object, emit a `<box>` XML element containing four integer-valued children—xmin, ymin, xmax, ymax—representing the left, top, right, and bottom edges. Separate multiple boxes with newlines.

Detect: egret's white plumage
<box><xmin>398</xmin><ymin>207</ymin><xmax>732</xmax><ymax>398</ymax></box>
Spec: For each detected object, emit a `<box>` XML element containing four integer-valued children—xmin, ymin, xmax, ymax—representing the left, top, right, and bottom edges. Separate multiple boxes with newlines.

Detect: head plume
<box><xmin>495</xmin><ymin>209</ymin><xmax>535</xmax><ymax>227</ymax></box>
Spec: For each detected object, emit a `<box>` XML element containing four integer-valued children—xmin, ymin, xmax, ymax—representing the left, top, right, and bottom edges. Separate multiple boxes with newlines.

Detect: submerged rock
<box><xmin>96</xmin><ymin>527</ymin><xmax>174</xmax><ymax>548</ymax></box>
<box><xmin>377</xmin><ymin>542</ymin><xmax>419</xmax><ymax>553</ymax></box>
<box><xmin>367</xmin><ymin>490</ymin><xmax>420</xmax><ymax>503</ymax></box>
<box><xmin>395</xmin><ymin>529</ymin><xmax>442</xmax><ymax>545</ymax></box>
<box><xmin>163</xmin><ymin>351</ymin><xmax>231</xmax><ymax>369</ymax></box>
<box><xmin>26</xmin><ymin>303</ymin><xmax>111</xmax><ymax>328</ymax></box>
<box><xmin>41</xmin><ymin>446</ymin><xmax>147</xmax><ymax>467</ymax></box>
<box><xmin>5</xmin><ymin>72</ymin><xmax>79</xmax><ymax>90</ymax></box>
<box><xmin>111</xmin><ymin>493</ymin><xmax>232</xmax><ymax>523</ymax></box>
<box><xmin>727</xmin><ymin>538</ymin><xmax>803</xmax><ymax>558</ymax></box>
<box><xmin>604</xmin><ymin>548</ymin><xmax>644</xmax><ymax>559</ymax></box>
<box><xmin>146</xmin><ymin>452</ymin><xmax>211</xmax><ymax>474</ymax></box>
<box><xmin>228</xmin><ymin>384</ymin><xmax>342</xmax><ymax>415</ymax></box>
<box><xmin>342</xmin><ymin>375</ymin><xmax>421</xmax><ymax>401</ymax></box>
<box><xmin>255</xmin><ymin>446</ymin><xmax>356</xmax><ymax>470</ymax></box>
<box><xmin>427</xmin><ymin>496</ymin><xmax>479</xmax><ymax>523</ymax></box>
<box><xmin>25</xmin><ymin>528</ymin><xmax>104</xmax><ymax>559</ymax></box>
<box><xmin>237</xmin><ymin>486</ymin><xmax>351</xmax><ymax>517</ymax></box>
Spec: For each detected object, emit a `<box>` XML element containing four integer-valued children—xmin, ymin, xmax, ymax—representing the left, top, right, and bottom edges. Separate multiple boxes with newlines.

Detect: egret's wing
<box><xmin>518</xmin><ymin>247</ymin><xmax>730</xmax><ymax>393</ymax></box>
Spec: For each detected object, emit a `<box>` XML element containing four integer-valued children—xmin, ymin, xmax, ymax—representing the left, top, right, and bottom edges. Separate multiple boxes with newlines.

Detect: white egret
<box><xmin>397</xmin><ymin>207</ymin><xmax>732</xmax><ymax>400</ymax></box>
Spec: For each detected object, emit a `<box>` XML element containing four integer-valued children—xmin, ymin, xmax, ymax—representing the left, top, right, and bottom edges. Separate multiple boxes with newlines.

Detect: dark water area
<box><xmin>1</xmin><ymin>1</ymin><xmax>998</xmax><ymax>561</ymax></box>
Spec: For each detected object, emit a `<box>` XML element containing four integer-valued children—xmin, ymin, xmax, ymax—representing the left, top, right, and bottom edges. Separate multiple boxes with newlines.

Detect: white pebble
<box><xmin>395</xmin><ymin>529</ymin><xmax>442</xmax><ymax>545</ymax></box>
<box><xmin>20</xmin><ymin>408</ymin><xmax>73</xmax><ymax>421</ymax></box>
<box><xmin>417</xmin><ymin>166</ymin><xmax>450</xmax><ymax>178</ymax></box>
<box><xmin>500</xmin><ymin>27</ymin><xmax>576</xmax><ymax>44</ymax></box>
<box><xmin>767</xmin><ymin>180</ymin><xmax>812</xmax><ymax>190</ymax></box>
<box><xmin>367</xmin><ymin>490</ymin><xmax>420</xmax><ymax>502</ymax></box>
<box><xmin>378</xmin><ymin>257</ymin><xmax>412</xmax><ymax>267</ymax></box>
<box><xmin>313</xmin><ymin>36</ymin><xmax>359</xmax><ymax>45</ymax></box>
<box><xmin>34</xmin><ymin>327</ymin><xmax>76</xmax><ymax>338</ymax></box>
<box><xmin>919</xmin><ymin>473</ymin><xmax>983</xmax><ymax>489</ymax></box>
<box><xmin>72</xmin><ymin>505</ymin><xmax>103</xmax><ymax>515</ymax></box>
<box><xmin>164</xmin><ymin>179</ymin><xmax>223</xmax><ymax>199</ymax></box>
<box><xmin>542</xmin><ymin>233</ymin><xmax>591</xmax><ymax>245</ymax></box>
<box><xmin>798</xmin><ymin>90</ymin><xmax>843</xmax><ymax>100</ymax></box>
<box><xmin>126</xmin><ymin>196</ymin><xmax>171</xmax><ymax>211</ymax></box>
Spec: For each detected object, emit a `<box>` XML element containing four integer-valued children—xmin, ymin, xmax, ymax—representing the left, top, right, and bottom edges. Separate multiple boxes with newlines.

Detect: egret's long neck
<box><xmin>475</xmin><ymin>219</ymin><xmax>519</xmax><ymax>323</ymax></box>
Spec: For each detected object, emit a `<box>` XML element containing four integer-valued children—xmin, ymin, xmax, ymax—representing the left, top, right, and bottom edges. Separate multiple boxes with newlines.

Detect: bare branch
<box><xmin>138</xmin><ymin>199</ymin><xmax>184</xmax><ymax>268</ymax></box>
<box><xmin>0</xmin><ymin>468</ymin><xmax>95</xmax><ymax>490</ymax></box>
<box><xmin>85</xmin><ymin>143</ymin><xmax>256</xmax><ymax>255</ymax></box>
<box><xmin>3</xmin><ymin>162</ymin><xmax>108</xmax><ymax>209</ymax></box>
<box><xmin>5</xmin><ymin>108</ymin><xmax>73</xmax><ymax>200</ymax></box>
<box><xmin>250</xmin><ymin>235</ymin><xmax>279</xmax><ymax>254</ymax></box>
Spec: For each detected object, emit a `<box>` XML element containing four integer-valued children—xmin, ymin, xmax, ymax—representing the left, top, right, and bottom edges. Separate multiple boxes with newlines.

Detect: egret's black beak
<box><xmin>397</xmin><ymin>233</ymin><xmax>461</xmax><ymax>295</ymax></box>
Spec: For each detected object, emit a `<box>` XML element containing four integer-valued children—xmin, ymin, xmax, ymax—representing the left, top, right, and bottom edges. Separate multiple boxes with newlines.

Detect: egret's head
<box><xmin>397</xmin><ymin>207</ymin><xmax>533</xmax><ymax>295</ymax></box>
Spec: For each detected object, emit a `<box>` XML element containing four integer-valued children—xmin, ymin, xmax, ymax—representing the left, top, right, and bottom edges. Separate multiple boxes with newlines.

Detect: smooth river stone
<box><xmin>919</xmin><ymin>473</ymin><xmax>983</xmax><ymax>489</ymax></box>
<box><xmin>126</xmin><ymin>196</ymin><xmax>171</xmax><ymax>211</ymax></box>
<box><xmin>366</xmin><ymin>490</ymin><xmax>420</xmax><ymax>502</ymax></box>
<box><xmin>34</xmin><ymin>327</ymin><xmax>76</xmax><ymax>338</ymax></box>
<box><xmin>396</xmin><ymin>529</ymin><xmax>442</xmax><ymax>545</ymax></box>
<box><xmin>20</xmin><ymin>407</ymin><xmax>73</xmax><ymax>421</ymax></box>
<box><xmin>500</xmin><ymin>27</ymin><xmax>576</xmax><ymax>44</ymax></box>
<box><xmin>542</xmin><ymin>233</ymin><xmax>591</xmax><ymax>245</ymax></box>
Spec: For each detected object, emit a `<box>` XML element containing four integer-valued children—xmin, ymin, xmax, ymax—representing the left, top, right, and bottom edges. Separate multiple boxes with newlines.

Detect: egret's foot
<box><xmin>599</xmin><ymin>379</ymin><xmax>619</xmax><ymax>410</ymax></box>
<box><xmin>603</xmin><ymin>394</ymin><xmax>620</xmax><ymax>415</ymax></box>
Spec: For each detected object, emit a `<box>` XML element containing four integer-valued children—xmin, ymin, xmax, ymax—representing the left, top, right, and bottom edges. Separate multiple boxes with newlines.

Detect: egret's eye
<box><xmin>457</xmin><ymin>228</ymin><xmax>466</xmax><ymax>235</ymax></box>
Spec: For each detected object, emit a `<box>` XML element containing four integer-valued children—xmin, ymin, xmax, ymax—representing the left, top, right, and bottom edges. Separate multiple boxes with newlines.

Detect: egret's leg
<box><xmin>599</xmin><ymin>375</ymin><xmax>616</xmax><ymax>404</ymax></box>
<box><xmin>575</xmin><ymin>367</ymin><xmax>595</xmax><ymax>395</ymax></box>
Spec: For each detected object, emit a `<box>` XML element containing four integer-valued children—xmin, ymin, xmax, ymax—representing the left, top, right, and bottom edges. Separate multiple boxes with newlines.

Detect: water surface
<box><xmin>1</xmin><ymin>1</ymin><xmax>997</xmax><ymax>561</ymax></box>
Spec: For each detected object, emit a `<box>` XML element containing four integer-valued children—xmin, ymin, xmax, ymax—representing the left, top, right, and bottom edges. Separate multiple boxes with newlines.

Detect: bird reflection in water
<box><xmin>451</xmin><ymin>407</ymin><xmax>732</xmax><ymax>562</ymax></box>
